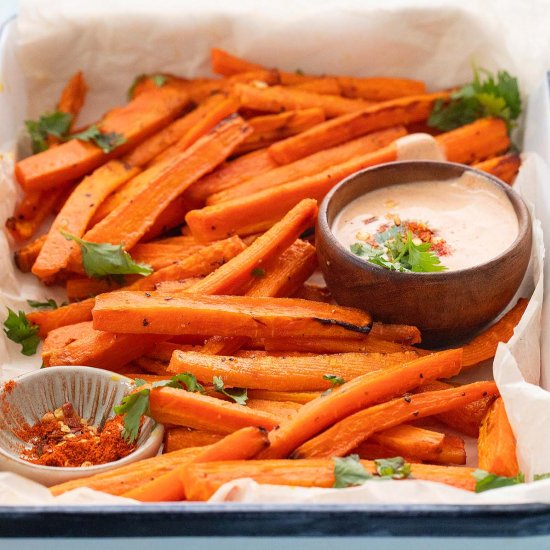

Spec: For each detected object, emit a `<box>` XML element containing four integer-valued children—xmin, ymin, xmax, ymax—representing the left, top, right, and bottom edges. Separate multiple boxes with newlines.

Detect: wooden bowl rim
<box><xmin>318</xmin><ymin>160</ymin><xmax>532</xmax><ymax>281</ymax></box>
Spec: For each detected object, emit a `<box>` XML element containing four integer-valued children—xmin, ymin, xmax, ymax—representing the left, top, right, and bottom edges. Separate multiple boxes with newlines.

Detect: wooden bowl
<box><xmin>316</xmin><ymin>161</ymin><xmax>532</xmax><ymax>345</ymax></box>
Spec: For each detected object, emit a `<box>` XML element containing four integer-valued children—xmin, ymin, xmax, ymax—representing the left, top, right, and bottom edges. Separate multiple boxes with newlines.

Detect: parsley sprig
<box><xmin>333</xmin><ymin>455</ymin><xmax>412</xmax><ymax>488</ymax></box>
<box><xmin>25</xmin><ymin>111</ymin><xmax>73</xmax><ymax>154</ymax></box>
<box><xmin>322</xmin><ymin>374</ymin><xmax>345</xmax><ymax>396</ymax></box>
<box><xmin>60</xmin><ymin>231</ymin><xmax>153</xmax><ymax>279</ymax></box>
<box><xmin>70</xmin><ymin>124</ymin><xmax>126</xmax><ymax>154</ymax></box>
<box><xmin>27</xmin><ymin>298</ymin><xmax>66</xmax><ymax>310</ymax></box>
<box><xmin>351</xmin><ymin>229</ymin><xmax>446</xmax><ymax>273</ymax></box>
<box><xmin>213</xmin><ymin>376</ymin><xmax>248</xmax><ymax>405</ymax></box>
<box><xmin>3</xmin><ymin>308</ymin><xmax>40</xmax><ymax>356</ymax></box>
<box><xmin>127</xmin><ymin>74</ymin><xmax>168</xmax><ymax>100</ymax></box>
<box><xmin>428</xmin><ymin>68</ymin><xmax>521</xmax><ymax>132</ymax></box>
<box><xmin>473</xmin><ymin>469</ymin><xmax>525</xmax><ymax>493</ymax></box>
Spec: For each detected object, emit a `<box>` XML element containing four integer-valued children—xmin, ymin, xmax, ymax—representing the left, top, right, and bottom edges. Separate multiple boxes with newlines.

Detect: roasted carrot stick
<box><xmin>268</xmin><ymin>92</ymin><xmax>448</xmax><ymax>164</ymax></box>
<box><xmin>13</xmin><ymin>235</ymin><xmax>46</xmax><ymax>272</ymax></box>
<box><xmin>65</xmin><ymin>278</ymin><xmax>123</xmax><ymax>301</ymax></box>
<box><xmin>208</xmin><ymin>126</ymin><xmax>407</xmax><ymax>205</ymax></box>
<box><xmin>16</xmin><ymin>84</ymin><xmax>190</xmax><ymax>192</ymax></box>
<box><xmin>473</xmin><ymin>153</ymin><xmax>521</xmax><ymax>185</ymax></box>
<box><xmin>258</xmin><ymin>349</ymin><xmax>463</xmax><ymax>459</ymax></box>
<box><xmin>235</xmin><ymin>108</ymin><xmax>326</xmax><ymax>154</ymax></box>
<box><xmin>148</xmin><ymin>386</ymin><xmax>279</xmax><ymax>433</ymax></box>
<box><xmin>181</xmin><ymin>459</ymin><xmax>477</xmax><ymax>501</ymax></box>
<box><xmin>247</xmin><ymin>389</ymin><xmax>321</xmax><ymax>404</ymax></box>
<box><xmin>42</xmin><ymin>321</ymin><xmax>96</xmax><ymax>360</ymax></box>
<box><xmin>92</xmin><ymin>292</ymin><xmax>373</xmax><ymax>339</ymax></box>
<box><xmin>128</xmin><ymin>240</ymin><xmax>208</xmax><ymax>271</ymax></box>
<box><xmin>123</xmin><ymin>426</ymin><xmax>269</xmax><ymax>502</ymax></box>
<box><xmin>168</xmin><ymin>350</ymin><xmax>417</xmax><ymax>391</ymax></box>
<box><xmin>462</xmin><ymin>298</ymin><xmax>528</xmax><ymax>368</ymax></box>
<box><xmin>31</xmin><ymin>160</ymin><xmax>141</xmax><ymax>279</ymax></box>
<box><xmin>478</xmin><ymin>397</ymin><xmax>519</xmax><ymax>477</ymax></box>
<box><xmin>55</xmin><ymin>71</ymin><xmax>87</xmax><ymax>133</ymax></box>
<box><xmin>294</xmin><ymin>380</ymin><xmax>498</xmax><ymax>459</ymax></box>
<box><xmin>165</xmin><ymin>428</ymin><xmax>223</xmax><ymax>452</ymax></box>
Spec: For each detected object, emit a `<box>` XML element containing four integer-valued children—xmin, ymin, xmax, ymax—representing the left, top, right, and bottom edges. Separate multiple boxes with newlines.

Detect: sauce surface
<box><xmin>332</xmin><ymin>172</ymin><xmax>519</xmax><ymax>272</ymax></box>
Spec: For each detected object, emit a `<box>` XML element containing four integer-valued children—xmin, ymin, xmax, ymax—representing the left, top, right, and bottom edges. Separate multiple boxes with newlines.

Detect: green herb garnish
<box><xmin>127</xmin><ymin>74</ymin><xmax>167</xmax><ymax>100</ymax></box>
<box><xmin>251</xmin><ymin>267</ymin><xmax>266</xmax><ymax>279</ymax></box>
<box><xmin>27</xmin><ymin>299</ymin><xmax>65</xmax><ymax>310</ymax></box>
<box><xmin>428</xmin><ymin>68</ymin><xmax>521</xmax><ymax>132</ymax></box>
<box><xmin>60</xmin><ymin>230</ymin><xmax>153</xmax><ymax>279</ymax></box>
<box><xmin>472</xmin><ymin>469</ymin><xmax>525</xmax><ymax>493</ymax></box>
<box><xmin>333</xmin><ymin>455</ymin><xmax>412</xmax><ymax>488</ymax></box>
<box><xmin>374</xmin><ymin>457</ymin><xmax>412</xmax><ymax>479</ymax></box>
<box><xmin>534</xmin><ymin>473</ymin><xmax>550</xmax><ymax>481</ymax></box>
<box><xmin>322</xmin><ymin>374</ymin><xmax>345</xmax><ymax>396</ymax></box>
<box><xmin>3</xmin><ymin>308</ymin><xmax>40</xmax><ymax>356</ymax></box>
<box><xmin>25</xmin><ymin>111</ymin><xmax>73</xmax><ymax>153</ymax></box>
<box><xmin>69</xmin><ymin>124</ymin><xmax>126</xmax><ymax>154</ymax></box>
<box><xmin>213</xmin><ymin>376</ymin><xmax>248</xmax><ymax>405</ymax></box>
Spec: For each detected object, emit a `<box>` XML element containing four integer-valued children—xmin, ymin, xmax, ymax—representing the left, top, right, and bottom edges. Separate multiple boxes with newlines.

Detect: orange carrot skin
<box><xmin>181</xmin><ymin>459</ymin><xmax>477</xmax><ymax>501</ymax></box>
<box><xmin>42</xmin><ymin>321</ymin><xmax>96</xmax><ymax>359</ymax></box>
<box><xmin>259</xmin><ymin>349</ymin><xmax>463</xmax><ymax>459</ymax></box>
<box><xmin>28</xmin><ymin>298</ymin><xmax>95</xmax><ymax>339</ymax></box>
<box><xmin>13</xmin><ymin>236</ymin><xmax>47</xmax><ymax>272</ymax></box>
<box><xmin>294</xmin><ymin>380</ymin><xmax>498</xmax><ymax>459</ymax></box>
<box><xmin>57</xmin><ymin>71</ymin><xmax>87</xmax><ymax>129</ymax></box>
<box><xmin>478</xmin><ymin>397</ymin><xmax>519</xmax><ymax>477</ymax></box>
<box><xmin>370</xmin><ymin>424</ymin><xmax>445</xmax><ymax>459</ymax></box>
<box><xmin>474</xmin><ymin>153</ymin><xmax>521</xmax><ymax>185</ymax></box>
<box><xmin>16</xmin><ymin>84</ymin><xmax>190</xmax><ymax>192</ymax></box>
<box><xmin>165</xmin><ymin>428</ymin><xmax>223</xmax><ymax>452</ymax></box>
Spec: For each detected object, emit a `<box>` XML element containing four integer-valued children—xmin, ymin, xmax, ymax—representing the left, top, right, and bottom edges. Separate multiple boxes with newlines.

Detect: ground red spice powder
<box><xmin>17</xmin><ymin>402</ymin><xmax>136</xmax><ymax>468</ymax></box>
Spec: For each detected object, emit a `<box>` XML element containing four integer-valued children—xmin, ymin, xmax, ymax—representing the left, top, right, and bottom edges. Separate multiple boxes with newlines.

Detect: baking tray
<box><xmin>2</xmin><ymin>11</ymin><xmax>550</xmax><ymax>538</ymax></box>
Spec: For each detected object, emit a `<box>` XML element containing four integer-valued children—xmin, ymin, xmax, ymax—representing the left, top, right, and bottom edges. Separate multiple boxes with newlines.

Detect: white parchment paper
<box><xmin>1</xmin><ymin>0</ymin><xmax>550</xmax><ymax>505</ymax></box>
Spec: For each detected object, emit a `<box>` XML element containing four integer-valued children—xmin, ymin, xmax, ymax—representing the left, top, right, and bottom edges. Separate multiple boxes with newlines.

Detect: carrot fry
<box><xmin>258</xmin><ymin>349</ymin><xmax>463</xmax><ymax>459</ymax></box>
<box><xmin>268</xmin><ymin>92</ymin><xmax>448</xmax><ymax>164</ymax></box>
<box><xmin>16</xmin><ymin>84</ymin><xmax>190</xmax><ymax>192</ymax></box>
<box><xmin>462</xmin><ymin>298</ymin><xmax>528</xmax><ymax>368</ymax></box>
<box><xmin>370</xmin><ymin>323</ymin><xmax>422</xmax><ymax>345</ymax></box>
<box><xmin>92</xmin><ymin>292</ymin><xmax>373</xmax><ymax>339</ymax></box>
<box><xmin>181</xmin><ymin>459</ymin><xmax>476</xmax><ymax>501</ymax></box>
<box><xmin>28</xmin><ymin>298</ymin><xmax>95</xmax><ymax>339</ymax></box>
<box><xmin>56</xmin><ymin>71</ymin><xmax>87</xmax><ymax>131</ymax></box>
<box><xmin>208</xmin><ymin>126</ymin><xmax>407</xmax><ymax>205</ymax></box>
<box><xmin>235</xmin><ymin>108</ymin><xmax>326</xmax><ymax>155</ymax></box>
<box><xmin>350</xmin><ymin>441</ymin><xmax>418</xmax><ymax>463</ymax></box>
<box><xmin>168</xmin><ymin>350</ymin><xmax>417</xmax><ymax>391</ymax></box>
<box><xmin>247</xmin><ymin>389</ymin><xmax>321</xmax><ymax>404</ymax></box>
<box><xmin>13</xmin><ymin>235</ymin><xmax>47</xmax><ymax>272</ymax></box>
<box><xmin>473</xmin><ymin>153</ymin><xmax>521</xmax><ymax>185</ymax></box>
<box><xmin>294</xmin><ymin>380</ymin><xmax>498</xmax><ymax>459</ymax></box>
<box><xmin>478</xmin><ymin>397</ymin><xmax>519</xmax><ymax>477</ymax></box>
<box><xmin>123</xmin><ymin>426</ymin><xmax>269</xmax><ymax>502</ymax></box>
<box><xmin>42</xmin><ymin>321</ymin><xmax>96</xmax><ymax>361</ymax></box>
<box><xmin>31</xmin><ymin>160</ymin><xmax>141</xmax><ymax>279</ymax></box>
<box><xmin>247</xmin><ymin>399</ymin><xmax>301</xmax><ymax>420</ymax></box>
<box><xmin>127</xmin><ymin>240</ymin><xmax>208</xmax><ymax>271</ymax></box>
<box><xmin>165</xmin><ymin>428</ymin><xmax>223</xmax><ymax>452</ymax></box>
<box><xmin>289</xmin><ymin>79</ymin><xmax>342</xmax><ymax>96</ymax></box>
<box><xmin>211</xmin><ymin>48</ymin><xmax>266</xmax><ymax>76</ymax></box>
<box><xmin>148</xmin><ymin>386</ymin><xmax>279</xmax><ymax>433</ymax></box>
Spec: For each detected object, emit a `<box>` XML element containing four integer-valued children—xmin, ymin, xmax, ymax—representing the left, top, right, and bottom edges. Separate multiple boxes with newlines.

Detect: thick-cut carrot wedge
<box><xmin>473</xmin><ymin>154</ymin><xmax>521</xmax><ymax>185</ymax></box>
<box><xmin>77</xmin><ymin>116</ymin><xmax>250</xmax><ymax>258</ymax></box>
<box><xmin>211</xmin><ymin>48</ymin><xmax>265</xmax><ymax>76</ymax></box>
<box><xmin>208</xmin><ymin>126</ymin><xmax>406</xmax><ymax>205</ymax></box>
<box><xmin>246</xmin><ymin>399</ymin><xmax>301</xmax><ymax>420</ymax></box>
<box><xmin>290</xmin><ymin>78</ymin><xmax>342</xmax><ymax>96</ymax></box>
<box><xmin>152</xmin><ymin>279</ymin><xmax>203</xmax><ymax>294</ymax></box>
<box><xmin>50</xmin><ymin>446</ymin><xmax>203</xmax><ymax>496</ymax></box>
<box><xmin>478</xmin><ymin>397</ymin><xmax>519</xmax><ymax>477</ymax></box>
<box><xmin>462</xmin><ymin>298</ymin><xmax>528</xmax><ymax>368</ymax></box>
<box><xmin>148</xmin><ymin>386</ymin><xmax>279</xmax><ymax>433</ymax></box>
<box><xmin>28</xmin><ymin>298</ymin><xmax>95</xmax><ymax>339</ymax></box>
<box><xmin>351</xmin><ymin>442</ymin><xmax>417</xmax><ymax>463</ymax></box>
<box><xmin>268</xmin><ymin>92</ymin><xmax>448</xmax><ymax>164</ymax></box>
<box><xmin>57</xmin><ymin>71</ymin><xmax>87</xmax><ymax>131</ymax></box>
<box><xmin>234</xmin><ymin>83</ymin><xmax>371</xmax><ymax>119</ymax></box>
<box><xmin>184</xmin><ymin>148</ymin><xmax>278</xmax><ymax>207</ymax></box>
<box><xmin>92</xmin><ymin>292</ymin><xmax>373</xmax><ymax>339</ymax></box>
<box><xmin>123</xmin><ymin>426</ymin><xmax>269</xmax><ymax>502</ymax></box>
<box><xmin>65</xmin><ymin>278</ymin><xmax>123</xmax><ymax>301</ymax></box>
<box><xmin>128</xmin><ymin>240</ymin><xmax>207</xmax><ymax>271</ymax></box>
<box><xmin>16</xmin><ymin>84</ymin><xmax>190</xmax><ymax>192</ymax></box>
<box><xmin>168</xmin><ymin>350</ymin><xmax>417</xmax><ymax>391</ymax></box>
<box><xmin>235</xmin><ymin>108</ymin><xmax>326</xmax><ymax>154</ymax></box>
<box><xmin>165</xmin><ymin>428</ymin><xmax>223</xmax><ymax>452</ymax></box>
<box><xmin>434</xmin><ymin>435</ymin><xmax>467</xmax><ymax>466</ymax></box>
<box><xmin>13</xmin><ymin>235</ymin><xmax>46</xmax><ymax>272</ymax></box>
<box><xmin>258</xmin><ymin>349</ymin><xmax>463</xmax><ymax>459</ymax></box>
<box><xmin>247</xmin><ymin>389</ymin><xmax>321</xmax><ymax>404</ymax></box>
<box><xmin>370</xmin><ymin>323</ymin><xmax>421</xmax><ymax>345</ymax></box>
<box><xmin>6</xmin><ymin>185</ymin><xmax>72</xmax><ymax>241</ymax></box>
<box><xmin>369</xmin><ymin>424</ymin><xmax>445</xmax><ymax>459</ymax></box>
<box><xmin>42</xmin><ymin>321</ymin><xmax>96</xmax><ymax>360</ymax></box>
<box><xmin>294</xmin><ymin>380</ymin><xmax>497</xmax><ymax>459</ymax></box>
<box><xmin>182</xmin><ymin>459</ymin><xmax>477</xmax><ymax>501</ymax></box>
<box><xmin>31</xmin><ymin>160</ymin><xmax>141</xmax><ymax>279</ymax></box>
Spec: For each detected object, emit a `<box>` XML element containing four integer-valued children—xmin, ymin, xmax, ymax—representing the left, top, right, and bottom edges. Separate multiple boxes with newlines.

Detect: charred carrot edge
<box><xmin>148</xmin><ymin>385</ymin><xmax>279</xmax><ymax>433</ymax></box>
<box><xmin>207</xmin><ymin>126</ymin><xmax>407</xmax><ymax>205</ymax></box>
<box><xmin>473</xmin><ymin>153</ymin><xmax>521</xmax><ymax>185</ymax></box>
<box><xmin>258</xmin><ymin>349</ymin><xmax>463</xmax><ymax>460</ymax></box>
<box><xmin>478</xmin><ymin>397</ymin><xmax>520</xmax><ymax>477</ymax></box>
<box><xmin>370</xmin><ymin>322</ymin><xmax>422</xmax><ymax>345</ymax></box>
<box><xmin>181</xmin><ymin>458</ymin><xmax>477</xmax><ymax>501</ymax></box>
<box><xmin>294</xmin><ymin>380</ymin><xmax>498</xmax><ymax>459</ymax></box>
<box><xmin>201</xmin><ymin>239</ymin><xmax>317</xmax><ymax>355</ymax></box>
<box><xmin>168</xmin><ymin>350</ymin><xmax>417</xmax><ymax>391</ymax></box>
<box><xmin>92</xmin><ymin>292</ymin><xmax>373</xmax><ymax>340</ymax></box>
<box><xmin>122</xmin><ymin>426</ymin><xmax>269</xmax><ymax>502</ymax></box>
<box><xmin>462</xmin><ymin>298</ymin><xmax>528</xmax><ymax>368</ymax></box>
<box><xmin>31</xmin><ymin>160</ymin><xmax>141</xmax><ymax>279</ymax></box>
<box><xmin>13</xmin><ymin>235</ymin><xmax>47</xmax><ymax>273</ymax></box>
<box><xmin>15</xmin><ymin>84</ymin><xmax>190</xmax><ymax>192</ymax></box>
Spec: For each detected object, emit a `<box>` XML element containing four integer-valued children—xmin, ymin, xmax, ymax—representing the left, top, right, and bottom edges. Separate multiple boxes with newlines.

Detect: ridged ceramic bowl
<box><xmin>0</xmin><ymin>367</ymin><xmax>163</xmax><ymax>487</ymax></box>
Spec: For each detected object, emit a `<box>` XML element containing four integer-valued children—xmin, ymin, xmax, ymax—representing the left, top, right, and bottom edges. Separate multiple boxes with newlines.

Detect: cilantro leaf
<box><xmin>27</xmin><ymin>299</ymin><xmax>64</xmax><ymax>310</ymax></box>
<box><xmin>60</xmin><ymin>230</ymin><xmax>153</xmax><ymax>279</ymax></box>
<box><xmin>3</xmin><ymin>308</ymin><xmax>40</xmax><ymax>356</ymax></box>
<box><xmin>333</xmin><ymin>455</ymin><xmax>373</xmax><ymax>488</ymax></box>
<box><xmin>534</xmin><ymin>473</ymin><xmax>550</xmax><ymax>481</ymax></box>
<box><xmin>152</xmin><ymin>372</ymin><xmax>206</xmax><ymax>394</ymax></box>
<box><xmin>127</xmin><ymin>74</ymin><xmax>167</xmax><ymax>100</ymax></box>
<box><xmin>428</xmin><ymin>68</ymin><xmax>521</xmax><ymax>132</ymax></box>
<box><xmin>25</xmin><ymin>111</ymin><xmax>73</xmax><ymax>153</ymax></box>
<box><xmin>322</xmin><ymin>373</ymin><xmax>345</xmax><ymax>396</ymax></box>
<box><xmin>251</xmin><ymin>267</ymin><xmax>266</xmax><ymax>278</ymax></box>
<box><xmin>374</xmin><ymin>457</ymin><xmax>412</xmax><ymax>479</ymax></box>
<box><xmin>472</xmin><ymin>469</ymin><xmax>525</xmax><ymax>493</ymax></box>
<box><xmin>69</xmin><ymin>125</ymin><xmax>126</xmax><ymax>153</ymax></box>
<box><xmin>213</xmin><ymin>376</ymin><xmax>248</xmax><ymax>405</ymax></box>
<box><xmin>114</xmin><ymin>387</ymin><xmax>150</xmax><ymax>443</ymax></box>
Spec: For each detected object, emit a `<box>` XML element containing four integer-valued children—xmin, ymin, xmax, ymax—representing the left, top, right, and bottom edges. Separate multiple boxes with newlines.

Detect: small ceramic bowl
<box><xmin>0</xmin><ymin>366</ymin><xmax>163</xmax><ymax>487</ymax></box>
<box><xmin>316</xmin><ymin>161</ymin><xmax>532</xmax><ymax>345</ymax></box>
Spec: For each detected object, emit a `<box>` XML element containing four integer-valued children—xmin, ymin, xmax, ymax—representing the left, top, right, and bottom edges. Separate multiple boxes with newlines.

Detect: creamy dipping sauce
<box><xmin>332</xmin><ymin>172</ymin><xmax>519</xmax><ymax>272</ymax></box>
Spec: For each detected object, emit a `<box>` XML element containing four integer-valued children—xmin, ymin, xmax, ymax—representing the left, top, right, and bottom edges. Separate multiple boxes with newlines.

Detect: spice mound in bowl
<box><xmin>0</xmin><ymin>366</ymin><xmax>163</xmax><ymax>487</ymax></box>
<box><xmin>18</xmin><ymin>402</ymin><xmax>136</xmax><ymax>468</ymax></box>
